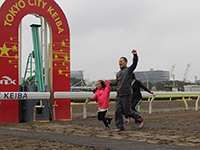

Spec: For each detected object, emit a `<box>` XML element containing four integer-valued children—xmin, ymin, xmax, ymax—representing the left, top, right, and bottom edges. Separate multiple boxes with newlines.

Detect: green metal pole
<box><xmin>30</xmin><ymin>51</ymin><xmax>33</xmax><ymax>77</ymax></box>
<box><xmin>137</xmin><ymin>106</ymin><xmax>140</xmax><ymax>112</ymax></box>
<box><xmin>182</xmin><ymin>97</ymin><xmax>188</xmax><ymax>111</ymax></box>
<box><xmin>30</xmin><ymin>24</ymin><xmax>45</xmax><ymax>92</ymax></box>
<box><xmin>22</xmin><ymin>53</ymin><xmax>31</xmax><ymax>85</ymax></box>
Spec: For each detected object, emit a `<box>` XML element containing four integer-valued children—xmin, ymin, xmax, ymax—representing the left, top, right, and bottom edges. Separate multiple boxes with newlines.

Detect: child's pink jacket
<box><xmin>92</xmin><ymin>80</ymin><xmax>111</xmax><ymax>109</ymax></box>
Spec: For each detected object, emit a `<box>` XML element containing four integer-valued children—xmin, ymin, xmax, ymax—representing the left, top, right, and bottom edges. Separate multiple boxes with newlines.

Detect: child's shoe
<box><xmin>124</xmin><ymin>120</ymin><xmax>130</xmax><ymax>124</ymax></box>
<box><xmin>104</xmin><ymin>127</ymin><xmax>110</xmax><ymax>130</ymax></box>
<box><xmin>114</xmin><ymin>128</ymin><xmax>124</xmax><ymax>132</ymax></box>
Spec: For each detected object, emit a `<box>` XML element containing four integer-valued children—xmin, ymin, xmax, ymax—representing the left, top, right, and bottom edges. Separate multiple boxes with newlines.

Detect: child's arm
<box><xmin>92</xmin><ymin>94</ymin><xmax>98</xmax><ymax>102</ymax></box>
<box><xmin>104</xmin><ymin>80</ymin><xmax>111</xmax><ymax>93</ymax></box>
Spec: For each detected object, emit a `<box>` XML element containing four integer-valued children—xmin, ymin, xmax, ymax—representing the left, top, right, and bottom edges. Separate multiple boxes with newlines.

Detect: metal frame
<box><xmin>18</xmin><ymin>14</ymin><xmax>51</xmax><ymax>89</ymax></box>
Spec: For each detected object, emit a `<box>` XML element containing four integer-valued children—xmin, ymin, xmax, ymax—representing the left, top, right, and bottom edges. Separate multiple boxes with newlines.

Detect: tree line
<box><xmin>71</xmin><ymin>77</ymin><xmax>199</xmax><ymax>91</ymax></box>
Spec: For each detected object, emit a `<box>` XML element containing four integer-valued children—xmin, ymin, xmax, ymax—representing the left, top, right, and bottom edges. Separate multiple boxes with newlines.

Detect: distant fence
<box><xmin>149</xmin><ymin>92</ymin><xmax>200</xmax><ymax>114</ymax></box>
<box><xmin>54</xmin><ymin>91</ymin><xmax>200</xmax><ymax>118</ymax></box>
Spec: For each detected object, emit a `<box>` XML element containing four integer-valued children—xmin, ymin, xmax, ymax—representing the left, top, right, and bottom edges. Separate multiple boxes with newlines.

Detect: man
<box><xmin>110</xmin><ymin>49</ymin><xmax>143</xmax><ymax>131</ymax></box>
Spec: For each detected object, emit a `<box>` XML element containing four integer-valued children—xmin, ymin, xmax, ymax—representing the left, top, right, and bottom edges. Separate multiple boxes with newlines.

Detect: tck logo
<box><xmin>0</xmin><ymin>76</ymin><xmax>16</xmax><ymax>85</ymax></box>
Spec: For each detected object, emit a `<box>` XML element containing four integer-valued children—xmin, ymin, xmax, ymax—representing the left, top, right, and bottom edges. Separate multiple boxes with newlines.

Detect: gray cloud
<box><xmin>1</xmin><ymin>0</ymin><xmax>200</xmax><ymax>82</ymax></box>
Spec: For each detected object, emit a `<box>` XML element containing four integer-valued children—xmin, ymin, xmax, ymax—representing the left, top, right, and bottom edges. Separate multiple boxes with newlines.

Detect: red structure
<box><xmin>0</xmin><ymin>0</ymin><xmax>70</xmax><ymax>124</ymax></box>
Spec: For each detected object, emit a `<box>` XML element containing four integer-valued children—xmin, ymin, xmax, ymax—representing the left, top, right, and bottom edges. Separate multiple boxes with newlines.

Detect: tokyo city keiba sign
<box><xmin>0</xmin><ymin>0</ymin><xmax>70</xmax><ymax>124</ymax></box>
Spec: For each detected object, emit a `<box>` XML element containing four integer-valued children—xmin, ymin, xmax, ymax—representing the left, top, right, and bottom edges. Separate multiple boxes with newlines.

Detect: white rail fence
<box><xmin>54</xmin><ymin>91</ymin><xmax>200</xmax><ymax>118</ymax></box>
<box><xmin>149</xmin><ymin>92</ymin><xmax>200</xmax><ymax>114</ymax></box>
<box><xmin>1</xmin><ymin>92</ymin><xmax>198</xmax><ymax>120</ymax></box>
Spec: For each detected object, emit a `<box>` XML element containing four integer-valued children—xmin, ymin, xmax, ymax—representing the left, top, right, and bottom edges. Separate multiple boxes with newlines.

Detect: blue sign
<box><xmin>3</xmin><ymin>92</ymin><xmax>28</xmax><ymax>99</ymax></box>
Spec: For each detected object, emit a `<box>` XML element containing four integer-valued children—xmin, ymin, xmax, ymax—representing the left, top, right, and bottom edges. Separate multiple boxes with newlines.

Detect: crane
<box><xmin>183</xmin><ymin>62</ymin><xmax>191</xmax><ymax>82</ymax></box>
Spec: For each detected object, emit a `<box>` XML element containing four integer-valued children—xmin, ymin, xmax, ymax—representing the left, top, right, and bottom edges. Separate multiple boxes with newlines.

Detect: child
<box><xmin>125</xmin><ymin>73</ymin><xmax>154</xmax><ymax>128</ymax></box>
<box><xmin>92</xmin><ymin>80</ymin><xmax>112</xmax><ymax>130</ymax></box>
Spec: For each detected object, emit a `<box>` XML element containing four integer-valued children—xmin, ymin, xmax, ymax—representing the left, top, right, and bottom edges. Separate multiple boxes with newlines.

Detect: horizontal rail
<box><xmin>0</xmin><ymin>92</ymin><xmax>50</xmax><ymax>100</ymax></box>
<box><xmin>152</xmin><ymin>91</ymin><xmax>200</xmax><ymax>98</ymax></box>
<box><xmin>54</xmin><ymin>91</ymin><xmax>200</xmax><ymax>118</ymax></box>
<box><xmin>54</xmin><ymin>91</ymin><xmax>152</xmax><ymax>99</ymax></box>
<box><xmin>54</xmin><ymin>91</ymin><xmax>200</xmax><ymax>99</ymax></box>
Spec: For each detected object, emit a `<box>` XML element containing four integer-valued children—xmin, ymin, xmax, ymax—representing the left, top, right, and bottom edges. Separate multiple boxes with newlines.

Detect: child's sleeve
<box><xmin>104</xmin><ymin>80</ymin><xmax>111</xmax><ymax>93</ymax></box>
<box><xmin>92</xmin><ymin>93</ymin><xmax>98</xmax><ymax>102</ymax></box>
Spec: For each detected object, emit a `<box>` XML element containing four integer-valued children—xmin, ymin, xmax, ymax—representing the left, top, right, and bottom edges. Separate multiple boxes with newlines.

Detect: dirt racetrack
<box><xmin>0</xmin><ymin>99</ymin><xmax>200</xmax><ymax>149</ymax></box>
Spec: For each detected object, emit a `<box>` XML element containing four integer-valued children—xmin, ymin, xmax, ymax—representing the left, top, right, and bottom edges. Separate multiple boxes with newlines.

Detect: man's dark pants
<box><xmin>115</xmin><ymin>95</ymin><xmax>143</xmax><ymax>130</ymax></box>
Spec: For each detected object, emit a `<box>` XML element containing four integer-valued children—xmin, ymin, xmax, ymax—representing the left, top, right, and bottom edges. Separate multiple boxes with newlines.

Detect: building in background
<box><xmin>183</xmin><ymin>85</ymin><xmax>200</xmax><ymax>92</ymax></box>
<box><xmin>165</xmin><ymin>85</ymin><xmax>178</xmax><ymax>92</ymax></box>
<box><xmin>71</xmin><ymin>70</ymin><xmax>84</xmax><ymax>79</ymax></box>
<box><xmin>135</xmin><ymin>68</ymin><xmax>169</xmax><ymax>83</ymax></box>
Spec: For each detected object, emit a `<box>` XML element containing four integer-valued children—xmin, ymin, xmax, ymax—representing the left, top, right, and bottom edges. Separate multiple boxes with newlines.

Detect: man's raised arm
<box><xmin>128</xmin><ymin>49</ymin><xmax>138</xmax><ymax>74</ymax></box>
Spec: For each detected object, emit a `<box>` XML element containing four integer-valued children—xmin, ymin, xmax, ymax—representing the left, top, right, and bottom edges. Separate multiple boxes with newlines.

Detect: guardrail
<box><xmin>54</xmin><ymin>91</ymin><xmax>200</xmax><ymax>118</ymax></box>
<box><xmin>149</xmin><ymin>92</ymin><xmax>200</xmax><ymax>114</ymax></box>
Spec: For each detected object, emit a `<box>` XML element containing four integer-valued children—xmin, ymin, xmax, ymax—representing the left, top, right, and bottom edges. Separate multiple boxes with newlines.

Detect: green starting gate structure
<box><xmin>20</xmin><ymin>24</ymin><xmax>49</xmax><ymax>122</ymax></box>
<box><xmin>22</xmin><ymin>24</ymin><xmax>45</xmax><ymax>92</ymax></box>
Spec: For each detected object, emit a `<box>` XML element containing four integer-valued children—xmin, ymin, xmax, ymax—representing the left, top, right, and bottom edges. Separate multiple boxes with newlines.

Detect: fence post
<box><xmin>83</xmin><ymin>98</ymin><xmax>90</xmax><ymax>119</ymax></box>
<box><xmin>149</xmin><ymin>95</ymin><xmax>155</xmax><ymax>114</ymax></box>
<box><xmin>195</xmin><ymin>95</ymin><xmax>200</xmax><ymax>111</ymax></box>
<box><xmin>182</xmin><ymin>97</ymin><xmax>188</xmax><ymax>111</ymax></box>
<box><xmin>70</xmin><ymin>106</ymin><xmax>72</xmax><ymax>119</ymax></box>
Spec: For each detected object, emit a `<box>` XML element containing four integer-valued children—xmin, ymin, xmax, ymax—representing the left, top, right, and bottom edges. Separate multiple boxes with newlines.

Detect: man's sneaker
<box><xmin>108</xmin><ymin>117</ymin><xmax>113</xmax><ymax>125</ymax></box>
<box><xmin>139</xmin><ymin>121</ymin><xmax>144</xmax><ymax>128</ymax></box>
<box><xmin>136</xmin><ymin>116</ymin><xmax>144</xmax><ymax>123</ymax></box>
<box><xmin>114</xmin><ymin>128</ymin><xmax>124</xmax><ymax>132</ymax></box>
<box><xmin>124</xmin><ymin>120</ymin><xmax>130</xmax><ymax>124</ymax></box>
<box><xmin>104</xmin><ymin>127</ymin><xmax>110</xmax><ymax>130</ymax></box>
<box><xmin>141</xmin><ymin>116</ymin><xmax>144</xmax><ymax>121</ymax></box>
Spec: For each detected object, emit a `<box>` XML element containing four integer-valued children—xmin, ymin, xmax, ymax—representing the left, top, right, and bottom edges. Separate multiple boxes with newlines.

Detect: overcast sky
<box><xmin>1</xmin><ymin>0</ymin><xmax>200</xmax><ymax>82</ymax></box>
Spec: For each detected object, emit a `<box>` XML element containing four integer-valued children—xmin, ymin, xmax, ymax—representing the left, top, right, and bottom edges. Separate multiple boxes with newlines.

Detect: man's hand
<box><xmin>132</xmin><ymin>49</ymin><xmax>137</xmax><ymax>54</ymax></box>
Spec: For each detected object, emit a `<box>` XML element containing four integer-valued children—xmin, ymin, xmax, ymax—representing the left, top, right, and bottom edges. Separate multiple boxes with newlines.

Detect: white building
<box><xmin>183</xmin><ymin>85</ymin><xmax>200</xmax><ymax>92</ymax></box>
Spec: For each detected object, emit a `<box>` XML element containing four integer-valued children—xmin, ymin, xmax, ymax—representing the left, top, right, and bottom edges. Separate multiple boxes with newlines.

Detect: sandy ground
<box><xmin>0</xmin><ymin>99</ymin><xmax>200</xmax><ymax>149</ymax></box>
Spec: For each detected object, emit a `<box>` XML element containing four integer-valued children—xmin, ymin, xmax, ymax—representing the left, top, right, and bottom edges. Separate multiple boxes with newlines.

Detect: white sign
<box><xmin>0</xmin><ymin>76</ymin><xmax>16</xmax><ymax>85</ymax></box>
<box><xmin>0</xmin><ymin>92</ymin><xmax>50</xmax><ymax>100</ymax></box>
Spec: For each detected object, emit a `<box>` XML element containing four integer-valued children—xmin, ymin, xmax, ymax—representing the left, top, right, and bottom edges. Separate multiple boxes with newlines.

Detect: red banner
<box><xmin>0</xmin><ymin>0</ymin><xmax>70</xmax><ymax>123</ymax></box>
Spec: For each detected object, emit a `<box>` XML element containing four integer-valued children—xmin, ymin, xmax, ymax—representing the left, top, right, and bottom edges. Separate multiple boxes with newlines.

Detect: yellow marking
<box><xmin>0</xmin><ymin>43</ymin><xmax>11</xmax><ymax>57</ymax></box>
<box><xmin>61</xmin><ymin>40</ymin><xmax>66</xmax><ymax>47</ymax></box>
<box><xmin>14</xmin><ymin>55</ymin><xmax>18</xmax><ymax>59</ymax></box>
<box><xmin>58</xmin><ymin>69</ymin><xmax>62</xmax><ymax>74</ymax></box>
<box><xmin>12</xmin><ymin>45</ymin><xmax>17</xmax><ymax>51</ymax></box>
<box><xmin>64</xmin><ymin>55</ymin><xmax>70</xmax><ymax>62</ymax></box>
<box><xmin>55</xmin><ymin>54</ymin><xmax>58</xmax><ymax>59</ymax></box>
